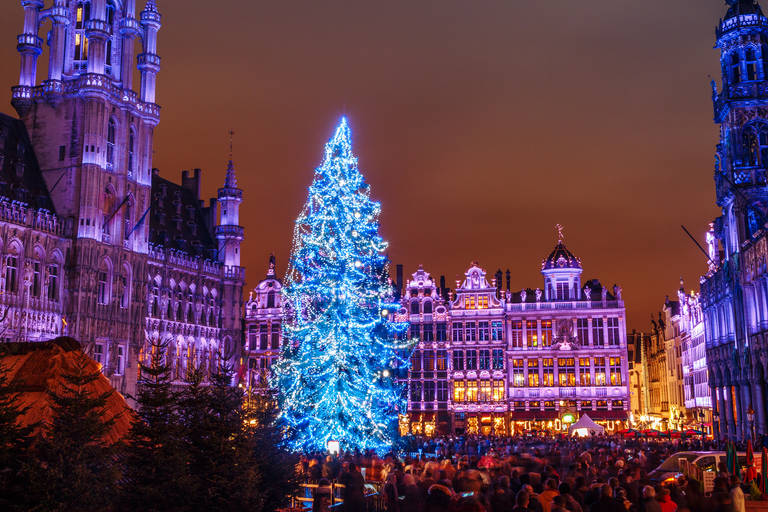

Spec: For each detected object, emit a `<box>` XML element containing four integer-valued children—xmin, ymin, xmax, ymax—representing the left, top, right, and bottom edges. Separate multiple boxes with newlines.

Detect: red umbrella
<box><xmin>641</xmin><ymin>429</ymin><xmax>660</xmax><ymax>438</ymax></box>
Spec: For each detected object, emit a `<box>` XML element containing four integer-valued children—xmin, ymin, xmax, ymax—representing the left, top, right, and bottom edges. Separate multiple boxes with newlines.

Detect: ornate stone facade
<box><xmin>701</xmin><ymin>0</ymin><xmax>768</xmax><ymax>441</ymax></box>
<box><xmin>243</xmin><ymin>236</ymin><xmax>630</xmax><ymax>436</ymax></box>
<box><xmin>1</xmin><ymin>1</ymin><xmax>245</xmax><ymax>402</ymax></box>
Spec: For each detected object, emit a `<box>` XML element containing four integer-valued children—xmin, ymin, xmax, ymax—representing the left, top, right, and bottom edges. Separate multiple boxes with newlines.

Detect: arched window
<box><xmin>97</xmin><ymin>260</ymin><xmax>111</xmax><ymax>305</ymax></box>
<box><xmin>187</xmin><ymin>304</ymin><xmax>194</xmax><ymax>324</ymax></box>
<box><xmin>424</xmin><ymin>301</ymin><xmax>433</xmax><ymax>314</ymax></box>
<box><xmin>128</xmin><ymin>128</ymin><xmax>136</xmax><ymax>175</ymax></box>
<box><xmin>47</xmin><ymin>262</ymin><xmax>59</xmax><ymax>301</ymax></box>
<box><xmin>106</xmin><ymin>119</ymin><xmax>116</xmax><ymax>168</ymax></box>
<box><xmin>73</xmin><ymin>2</ymin><xmax>90</xmax><ymax>71</ymax></box>
<box><xmin>267</xmin><ymin>290</ymin><xmax>276</xmax><ymax>308</ymax></box>
<box><xmin>4</xmin><ymin>247</ymin><xmax>18</xmax><ymax>293</ymax></box>
<box><xmin>743</xmin><ymin>124</ymin><xmax>768</xmax><ymax>167</ymax></box>
<box><xmin>410</xmin><ymin>301</ymin><xmax>420</xmax><ymax>314</ymax></box>
<box><xmin>167</xmin><ymin>298</ymin><xmax>173</xmax><ymax>321</ymax></box>
<box><xmin>730</xmin><ymin>52</ymin><xmax>741</xmax><ymax>84</ymax></box>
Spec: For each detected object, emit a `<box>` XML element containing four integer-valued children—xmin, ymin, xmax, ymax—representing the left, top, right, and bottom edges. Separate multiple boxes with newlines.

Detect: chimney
<box><xmin>181</xmin><ymin>168</ymin><xmax>201</xmax><ymax>200</ymax></box>
<box><xmin>495</xmin><ymin>269</ymin><xmax>503</xmax><ymax>294</ymax></box>
<box><xmin>506</xmin><ymin>269</ymin><xmax>511</xmax><ymax>291</ymax></box>
<box><xmin>440</xmin><ymin>275</ymin><xmax>447</xmax><ymax>301</ymax></box>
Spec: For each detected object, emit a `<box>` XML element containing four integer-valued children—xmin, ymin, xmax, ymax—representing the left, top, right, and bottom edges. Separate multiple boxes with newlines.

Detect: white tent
<box><xmin>568</xmin><ymin>414</ymin><xmax>605</xmax><ymax>437</ymax></box>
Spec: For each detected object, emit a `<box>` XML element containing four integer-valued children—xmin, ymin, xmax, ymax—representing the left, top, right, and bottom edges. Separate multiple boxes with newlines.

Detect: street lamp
<box><xmin>748</xmin><ymin>406</ymin><xmax>756</xmax><ymax>442</ymax></box>
<box><xmin>698</xmin><ymin>409</ymin><xmax>705</xmax><ymax>434</ymax></box>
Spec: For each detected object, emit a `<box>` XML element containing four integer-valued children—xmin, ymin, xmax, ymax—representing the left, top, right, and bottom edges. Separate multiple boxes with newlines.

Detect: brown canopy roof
<box><xmin>1</xmin><ymin>337</ymin><xmax>133</xmax><ymax>445</ymax></box>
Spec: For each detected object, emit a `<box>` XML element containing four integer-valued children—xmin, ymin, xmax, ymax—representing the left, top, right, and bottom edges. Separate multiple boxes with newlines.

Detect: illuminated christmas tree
<box><xmin>271</xmin><ymin>118</ymin><xmax>409</xmax><ymax>453</ymax></box>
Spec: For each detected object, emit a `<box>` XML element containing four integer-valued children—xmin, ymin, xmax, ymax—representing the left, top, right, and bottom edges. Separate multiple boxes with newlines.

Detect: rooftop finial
<box><xmin>224</xmin><ymin>130</ymin><xmax>237</xmax><ymax>189</ymax></box>
<box><xmin>556</xmin><ymin>223</ymin><xmax>565</xmax><ymax>244</ymax></box>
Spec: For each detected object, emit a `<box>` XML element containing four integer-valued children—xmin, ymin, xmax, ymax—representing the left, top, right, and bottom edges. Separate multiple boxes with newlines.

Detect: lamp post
<box><xmin>748</xmin><ymin>406</ymin><xmax>756</xmax><ymax>443</ymax></box>
<box><xmin>698</xmin><ymin>409</ymin><xmax>705</xmax><ymax>435</ymax></box>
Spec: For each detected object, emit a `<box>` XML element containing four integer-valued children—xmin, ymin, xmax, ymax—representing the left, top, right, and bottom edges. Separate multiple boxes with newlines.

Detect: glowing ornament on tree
<box><xmin>271</xmin><ymin>117</ymin><xmax>410</xmax><ymax>453</ymax></box>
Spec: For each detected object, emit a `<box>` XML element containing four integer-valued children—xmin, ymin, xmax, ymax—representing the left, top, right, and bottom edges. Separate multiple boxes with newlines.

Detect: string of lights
<box><xmin>270</xmin><ymin>118</ymin><xmax>411</xmax><ymax>454</ymax></box>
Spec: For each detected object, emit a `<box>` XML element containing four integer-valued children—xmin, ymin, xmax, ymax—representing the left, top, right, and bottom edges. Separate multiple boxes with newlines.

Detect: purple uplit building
<box><xmin>0</xmin><ymin>1</ymin><xmax>245</xmax><ymax>401</ymax></box>
<box><xmin>400</xmin><ymin>237</ymin><xmax>629</xmax><ymax>436</ymax></box>
<box><xmin>244</xmin><ymin>236</ymin><xmax>630</xmax><ymax>436</ymax></box>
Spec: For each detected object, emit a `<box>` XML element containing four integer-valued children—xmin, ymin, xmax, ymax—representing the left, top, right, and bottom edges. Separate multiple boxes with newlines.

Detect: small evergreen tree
<box><xmin>0</xmin><ymin>357</ymin><xmax>35</xmax><ymax>511</ymax></box>
<box><xmin>26</xmin><ymin>351</ymin><xmax>121</xmax><ymax>511</ymax></box>
<box><xmin>179</xmin><ymin>362</ymin><xmax>265</xmax><ymax>510</ymax></box>
<box><xmin>121</xmin><ymin>334</ymin><xmax>191</xmax><ymax>511</ymax></box>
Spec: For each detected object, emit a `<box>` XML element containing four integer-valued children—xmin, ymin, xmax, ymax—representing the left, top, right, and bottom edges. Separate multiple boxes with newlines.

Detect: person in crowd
<box><xmin>657</xmin><ymin>487</ymin><xmax>677</xmax><ymax>512</ymax></box>
<box><xmin>729</xmin><ymin>475</ymin><xmax>745</xmax><ymax>512</ymax></box>
<box><xmin>638</xmin><ymin>485</ymin><xmax>662</xmax><ymax>512</ymax></box>
<box><xmin>513</xmin><ymin>490</ymin><xmax>531</xmax><ymax>512</ymax></box>
<box><xmin>339</xmin><ymin>462</ymin><xmax>366</xmax><ymax>512</ymax></box>
<box><xmin>539</xmin><ymin>478</ymin><xmax>560</xmax><ymax>512</ymax></box>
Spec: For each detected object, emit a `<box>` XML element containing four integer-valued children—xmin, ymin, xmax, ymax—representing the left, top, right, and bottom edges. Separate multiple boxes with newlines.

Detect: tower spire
<box><xmin>225</xmin><ymin>130</ymin><xmax>237</xmax><ymax>189</ymax></box>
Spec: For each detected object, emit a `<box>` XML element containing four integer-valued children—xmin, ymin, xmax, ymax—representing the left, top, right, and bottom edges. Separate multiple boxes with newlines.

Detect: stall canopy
<box><xmin>568</xmin><ymin>414</ymin><xmax>606</xmax><ymax>437</ymax></box>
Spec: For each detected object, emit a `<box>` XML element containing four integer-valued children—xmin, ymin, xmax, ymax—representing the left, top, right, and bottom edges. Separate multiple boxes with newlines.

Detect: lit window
<box><xmin>609</xmin><ymin>357</ymin><xmax>622</xmax><ymax>386</ymax></box>
<box><xmin>478</xmin><ymin>296</ymin><xmax>489</xmax><ymax>309</ymax></box>
<box><xmin>541</xmin><ymin>320</ymin><xmax>553</xmax><ymax>347</ymax></box>
<box><xmin>528</xmin><ymin>359</ymin><xmax>539</xmax><ymax>387</ymax></box>
<box><xmin>453</xmin><ymin>381</ymin><xmax>466</xmax><ymax>402</ymax></box>
<box><xmin>512</xmin><ymin>360</ymin><xmax>524</xmax><ymax>387</ymax></box>
<box><xmin>594</xmin><ymin>357</ymin><xmax>607</xmax><ymax>385</ymax></box>
<box><xmin>526</xmin><ymin>320</ymin><xmax>538</xmax><ymax>348</ymax></box>
<box><xmin>466</xmin><ymin>381</ymin><xmax>478</xmax><ymax>401</ymax></box>
<box><xmin>465</xmin><ymin>295</ymin><xmax>476</xmax><ymax>309</ymax></box>
<box><xmin>479</xmin><ymin>380</ymin><xmax>492</xmax><ymax>401</ymax></box>
<box><xmin>579</xmin><ymin>358</ymin><xmax>591</xmax><ymax>386</ymax></box>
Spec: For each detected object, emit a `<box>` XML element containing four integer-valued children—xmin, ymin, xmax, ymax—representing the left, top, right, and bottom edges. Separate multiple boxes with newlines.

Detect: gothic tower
<box><xmin>712</xmin><ymin>0</ymin><xmax>768</xmax><ymax>256</ymax></box>
<box><xmin>9</xmin><ymin>0</ymin><xmax>162</xmax><ymax>393</ymax></box>
<box><xmin>216</xmin><ymin>158</ymin><xmax>244</xmax><ymax>360</ymax></box>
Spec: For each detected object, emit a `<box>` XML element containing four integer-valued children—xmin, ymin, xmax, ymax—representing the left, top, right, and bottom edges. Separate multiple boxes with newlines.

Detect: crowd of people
<box><xmin>296</xmin><ymin>435</ymin><xmax>759</xmax><ymax>512</ymax></box>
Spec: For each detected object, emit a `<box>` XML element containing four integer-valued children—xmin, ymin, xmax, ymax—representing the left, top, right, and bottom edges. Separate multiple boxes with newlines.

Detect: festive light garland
<box><xmin>270</xmin><ymin>118</ymin><xmax>410</xmax><ymax>454</ymax></box>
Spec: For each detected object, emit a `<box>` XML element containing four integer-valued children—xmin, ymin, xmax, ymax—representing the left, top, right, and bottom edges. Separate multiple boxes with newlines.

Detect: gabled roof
<box><xmin>0</xmin><ymin>113</ymin><xmax>56</xmax><ymax>211</ymax></box>
<box><xmin>1</xmin><ymin>337</ymin><xmax>133</xmax><ymax>445</ymax></box>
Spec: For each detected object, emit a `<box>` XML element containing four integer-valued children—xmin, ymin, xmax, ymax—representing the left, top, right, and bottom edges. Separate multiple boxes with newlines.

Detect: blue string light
<box><xmin>270</xmin><ymin>117</ymin><xmax>410</xmax><ymax>454</ymax></box>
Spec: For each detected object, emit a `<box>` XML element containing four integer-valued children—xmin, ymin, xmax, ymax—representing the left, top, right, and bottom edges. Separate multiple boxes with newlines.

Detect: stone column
<box><xmin>752</xmin><ymin>378</ymin><xmax>767</xmax><ymax>436</ymax></box>
<box><xmin>742</xmin><ymin>382</ymin><xmax>754</xmax><ymax>440</ymax></box>
<box><xmin>734</xmin><ymin>382</ymin><xmax>745</xmax><ymax>441</ymax></box>
<box><xmin>725</xmin><ymin>385</ymin><xmax>737</xmax><ymax>440</ymax></box>
<box><xmin>713</xmin><ymin>384</ymin><xmax>723</xmax><ymax>440</ymax></box>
